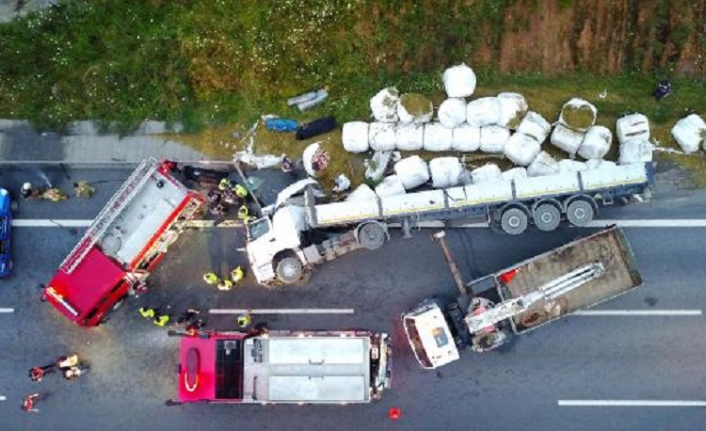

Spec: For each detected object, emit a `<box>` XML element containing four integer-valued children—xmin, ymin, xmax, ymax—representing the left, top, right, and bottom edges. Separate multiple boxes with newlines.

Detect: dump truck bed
<box><xmin>496</xmin><ymin>227</ymin><xmax>642</xmax><ymax>334</ymax></box>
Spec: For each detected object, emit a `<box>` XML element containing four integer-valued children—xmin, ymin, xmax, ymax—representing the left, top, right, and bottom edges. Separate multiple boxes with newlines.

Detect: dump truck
<box><xmin>246</xmin><ymin>162</ymin><xmax>653</xmax><ymax>287</ymax></box>
<box><xmin>168</xmin><ymin>329</ymin><xmax>392</xmax><ymax>405</ymax></box>
<box><xmin>401</xmin><ymin>227</ymin><xmax>642</xmax><ymax>369</ymax></box>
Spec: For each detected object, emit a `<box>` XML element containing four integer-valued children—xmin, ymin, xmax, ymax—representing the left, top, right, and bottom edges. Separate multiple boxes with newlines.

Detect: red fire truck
<box><xmin>44</xmin><ymin>158</ymin><xmax>205</xmax><ymax>327</ymax></box>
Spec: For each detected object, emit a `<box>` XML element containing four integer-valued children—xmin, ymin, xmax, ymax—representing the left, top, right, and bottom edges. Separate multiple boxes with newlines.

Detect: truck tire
<box><xmin>566</xmin><ymin>199</ymin><xmax>594</xmax><ymax>226</ymax></box>
<box><xmin>500</xmin><ymin>208</ymin><xmax>528</xmax><ymax>235</ymax></box>
<box><xmin>276</xmin><ymin>257</ymin><xmax>303</xmax><ymax>284</ymax></box>
<box><xmin>357</xmin><ymin>222</ymin><xmax>386</xmax><ymax>250</ymax></box>
<box><xmin>532</xmin><ymin>203</ymin><xmax>561</xmax><ymax>232</ymax></box>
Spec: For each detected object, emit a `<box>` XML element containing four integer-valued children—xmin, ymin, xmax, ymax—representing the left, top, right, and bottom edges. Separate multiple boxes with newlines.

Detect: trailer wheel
<box><xmin>500</xmin><ymin>208</ymin><xmax>528</xmax><ymax>235</ymax></box>
<box><xmin>566</xmin><ymin>199</ymin><xmax>594</xmax><ymax>226</ymax></box>
<box><xmin>276</xmin><ymin>257</ymin><xmax>303</xmax><ymax>284</ymax></box>
<box><xmin>357</xmin><ymin>222</ymin><xmax>386</xmax><ymax>250</ymax></box>
<box><xmin>532</xmin><ymin>203</ymin><xmax>561</xmax><ymax>232</ymax></box>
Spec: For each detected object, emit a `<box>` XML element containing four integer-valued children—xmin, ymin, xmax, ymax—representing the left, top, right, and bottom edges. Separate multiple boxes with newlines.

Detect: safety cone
<box><xmin>388</xmin><ymin>407</ymin><xmax>401</xmax><ymax>421</ymax></box>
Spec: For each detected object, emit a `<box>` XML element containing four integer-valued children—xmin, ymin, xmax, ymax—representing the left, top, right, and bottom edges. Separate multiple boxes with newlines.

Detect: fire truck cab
<box><xmin>44</xmin><ymin>158</ymin><xmax>204</xmax><ymax>327</ymax></box>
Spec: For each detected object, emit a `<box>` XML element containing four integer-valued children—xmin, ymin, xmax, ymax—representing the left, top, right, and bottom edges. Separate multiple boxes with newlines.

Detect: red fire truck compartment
<box><xmin>45</xmin><ymin>246</ymin><xmax>126</xmax><ymax>323</ymax></box>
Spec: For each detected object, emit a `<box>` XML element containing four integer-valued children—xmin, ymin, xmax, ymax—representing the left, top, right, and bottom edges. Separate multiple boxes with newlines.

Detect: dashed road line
<box><xmin>574</xmin><ymin>309</ymin><xmax>702</xmax><ymax>316</ymax></box>
<box><xmin>558</xmin><ymin>400</ymin><xmax>706</xmax><ymax>407</ymax></box>
<box><xmin>0</xmin><ymin>308</ymin><xmax>14</xmax><ymax>313</ymax></box>
<box><xmin>0</xmin><ymin>395</ymin><xmax>6</xmax><ymax>401</ymax></box>
<box><xmin>13</xmin><ymin>218</ymin><xmax>706</xmax><ymax>229</ymax></box>
<box><xmin>210</xmin><ymin>308</ymin><xmax>355</xmax><ymax>315</ymax></box>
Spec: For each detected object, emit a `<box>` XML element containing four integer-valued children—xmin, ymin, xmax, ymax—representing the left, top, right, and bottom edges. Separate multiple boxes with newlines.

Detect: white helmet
<box><xmin>22</xmin><ymin>182</ymin><xmax>32</xmax><ymax>190</ymax></box>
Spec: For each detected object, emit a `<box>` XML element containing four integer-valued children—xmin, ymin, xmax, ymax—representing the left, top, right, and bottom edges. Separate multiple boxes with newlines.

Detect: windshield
<box><xmin>247</xmin><ymin>218</ymin><xmax>271</xmax><ymax>241</ymax></box>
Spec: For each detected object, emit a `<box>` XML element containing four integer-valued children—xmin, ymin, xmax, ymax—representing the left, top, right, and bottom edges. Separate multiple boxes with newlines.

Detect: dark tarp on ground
<box><xmin>295</xmin><ymin>116</ymin><xmax>337</xmax><ymax>140</ymax></box>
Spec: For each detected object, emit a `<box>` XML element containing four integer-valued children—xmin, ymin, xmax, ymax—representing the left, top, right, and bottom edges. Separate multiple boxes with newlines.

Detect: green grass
<box><xmin>0</xmin><ymin>1</ymin><xmax>705</xmax><ymax>184</ymax></box>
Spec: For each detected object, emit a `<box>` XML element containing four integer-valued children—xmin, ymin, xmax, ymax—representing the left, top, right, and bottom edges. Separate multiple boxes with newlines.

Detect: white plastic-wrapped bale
<box><xmin>502</xmin><ymin>167</ymin><xmax>528</xmax><ymax>181</ymax></box>
<box><xmin>346</xmin><ymin>184</ymin><xmax>378</xmax><ymax>202</ymax></box>
<box><xmin>365</xmin><ymin>151</ymin><xmax>392</xmax><ymax>182</ymax></box>
<box><xmin>586</xmin><ymin>159</ymin><xmax>618</xmax><ymax>170</ymax></box>
<box><xmin>480</xmin><ymin>125</ymin><xmax>510</xmax><ymax>154</ymax></box>
<box><xmin>429</xmin><ymin>157</ymin><xmax>464</xmax><ymax>188</ymax></box>
<box><xmin>517</xmin><ymin>112</ymin><xmax>550</xmax><ymax>145</ymax></box>
<box><xmin>369</xmin><ymin>122</ymin><xmax>397</xmax><ymax>151</ymax></box>
<box><xmin>550</xmin><ymin>123</ymin><xmax>585</xmax><ymax>155</ymax></box>
<box><xmin>395</xmin><ymin>123</ymin><xmax>424</xmax><ymax>151</ymax></box>
<box><xmin>458</xmin><ymin>169</ymin><xmax>473</xmax><ymax>185</ymax></box>
<box><xmin>617</xmin><ymin>113</ymin><xmax>650</xmax><ymax>145</ymax></box>
<box><xmin>471</xmin><ymin>163</ymin><xmax>503</xmax><ymax>184</ymax></box>
<box><xmin>398</xmin><ymin>93</ymin><xmax>434</xmax><ymax>124</ymax></box>
<box><xmin>497</xmin><ymin>93</ymin><xmax>528</xmax><ymax>129</ymax></box>
<box><xmin>375</xmin><ymin>175</ymin><xmax>406</xmax><ymax>197</ymax></box>
<box><xmin>619</xmin><ymin>139</ymin><xmax>653</xmax><ymax>165</ymax></box>
<box><xmin>503</xmin><ymin>132</ymin><xmax>541</xmax><ymax>166</ymax></box>
<box><xmin>578</xmin><ymin>125</ymin><xmax>612</xmax><ymax>160</ymax></box>
<box><xmin>370</xmin><ymin>87</ymin><xmax>400</xmax><ymax>123</ymax></box>
<box><xmin>616</xmin><ymin>113</ymin><xmax>650</xmax><ymax>145</ymax></box>
<box><xmin>451</xmin><ymin>124</ymin><xmax>481</xmax><ymax>152</ymax></box>
<box><xmin>443</xmin><ymin>63</ymin><xmax>477</xmax><ymax>98</ymax></box>
<box><xmin>466</xmin><ymin>97</ymin><xmax>501</xmax><ymax>127</ymax></box>
<box><xmin>341</xmin><ymin>121</ymin><xmax>370</xmax><ymax>153</ymax></box>
<box><xmin>671</xmin><ymin>114</ymin><xmax>706</xmax><ymax>153</ymax></box>
<box><xmin>527</xmin><ymin>151</ymin><xmax>560</xmax><ymax>177</ymax></box>
<box><xmin>438</xmin><ymin>98</ymin><xmax>467</xmax><ymax>129</ymax></box>
<box><xmin>559</xmin><ymin>159</ymin><xmax>588</xmax><ymax>172</ymax></box>
<box><xmin>394</xmin><ymin>155</ymin><xmax>430</xmax><ymax>190</ymax></box>
<box><xmin>558</xmin><ymin>98</ymin><xmax>597</xmax><ymax>132</ymax></box>
<box><xmin>423</xmin><ymin>123</ymin><xmax>453</xmax><ymax>152</ymax></box>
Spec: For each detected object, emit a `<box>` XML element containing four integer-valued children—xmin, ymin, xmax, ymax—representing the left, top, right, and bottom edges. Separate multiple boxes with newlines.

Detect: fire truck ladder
<box><xmin>59</xmin><ymin>158</ymin><xmax>161</xmax><ymax>274</ymax></box>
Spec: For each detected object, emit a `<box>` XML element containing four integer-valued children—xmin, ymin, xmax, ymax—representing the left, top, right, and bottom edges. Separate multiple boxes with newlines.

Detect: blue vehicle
<box><xmin>0</xmin><ymin>187</ymin><xmax>13</xmax><ymax>277</ymax></box>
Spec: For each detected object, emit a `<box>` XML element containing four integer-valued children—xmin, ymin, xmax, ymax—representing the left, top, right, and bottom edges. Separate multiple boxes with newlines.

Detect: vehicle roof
<box><xmin>404</xmin><ymin>303</ymin><xmax>460</xmax><ymax>368</ymax></box>
<box><xmin>97</xmin><ymin>167</ymin><xmax>190</xmax><ymax>266</ymax></box>
<box><xmin>179</xmin><ymin>333</ymin><xmax>373</xmax><ymax>403</ymax></box>
<box><xmin>48</xmin><ymin>246</ymin><xmax>125</xmax><ymax>319</ymax></box>
<box><xmin>243</xmin><ymin>335</ymin><xmax>372</xmax><ymax>403</ymax></box>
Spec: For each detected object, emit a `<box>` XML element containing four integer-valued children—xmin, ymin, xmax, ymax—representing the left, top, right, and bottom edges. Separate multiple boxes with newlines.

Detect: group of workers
<box><xmin>20</xmin><ymin>180</ymin><xmax>95</xmax><ymax>202</ymax></box>
<box><xmin>28</xmin><ymin>354</ymin><xmax>86</xmax><ymax>384</ymax></box>
<box><xmin>203</xmin><ymin>266</ymin><xmax>245</xmax><ymax>291</ymax></box>
<box><xmin>207</xmin><ymin>177</ymin><xmax>251</xmax><ymax>221</ymax></box>
<box><xmin>138</xmin><ymin>307</ymin><xmax>171</xmax><ymax>327</ymax></box>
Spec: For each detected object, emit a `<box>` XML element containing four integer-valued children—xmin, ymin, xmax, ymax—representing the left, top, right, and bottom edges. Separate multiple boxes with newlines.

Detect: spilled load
<box><xmin>671</xmin><ymin>114</ymin><xmax>706</xmax><ymax>154</ymax></box>
<box><xmin>398</xmin><ymin>93</ymin><xmax>434</xmax><ymax>124</ymax></box>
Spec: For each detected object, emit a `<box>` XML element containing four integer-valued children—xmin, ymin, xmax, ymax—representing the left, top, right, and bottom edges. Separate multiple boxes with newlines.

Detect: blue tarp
<box><xmin>265</xmin><ymin>118</ymin><xmax>298</xmax><ymax>132</ymax></box>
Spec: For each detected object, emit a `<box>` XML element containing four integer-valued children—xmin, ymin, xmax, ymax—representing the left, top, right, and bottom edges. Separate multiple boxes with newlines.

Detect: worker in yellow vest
<box><xmin>233</xmin><ymin>184</ymin><xmax>248</xmax><ymax>199</ymax></box>
<box><xmin>153</xmin><ymin>313</ymin><xmax>170</xmax><ymax>327</ymax></box>
<box><xmin>217</xmin><ymin>279</ymin><xmax>234</xmax><ymax>291</ymax></box>
<box><xmin>139</xmin><ymin>307</ymin><xmax>156</xmax><ymax>319</ymax></box>
<box><xmin>203</xmin><ymin>272</ymin><xmax>220</xmax><ymax>285</ymax></box>
<box><xmin>218</xmin><ymin>178</ymin><xmax>231</xmax><ymax>191</ymax></box>
<box><xmin>237</xmin><ymin>313</ymin><xmax>252</xmax><ymax>328</ymax></box>
<box><xmin>231</xmin><ymin>266</ymin><xmax>245</xmax><ymax>284</ymax></box>
<box><xmin>238</xmin><ymin>205</ymin><xmax>251</xmax><ymax>224</ymax></box>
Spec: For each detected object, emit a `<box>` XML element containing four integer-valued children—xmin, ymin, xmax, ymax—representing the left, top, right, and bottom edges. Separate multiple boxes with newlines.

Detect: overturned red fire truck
<box><xmin>44</xmin><ymin>158</ymin><xmax>205</xmax><ymax>326</ymax></box>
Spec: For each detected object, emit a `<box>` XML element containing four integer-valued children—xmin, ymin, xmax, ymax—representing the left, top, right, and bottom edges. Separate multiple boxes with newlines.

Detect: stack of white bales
<box><xmin>671</xmin><ymin>113</ymin><xmax>706</xmax><ymax>153</ymax></box>
<box><xmin>616</xmin><ymin>113</ymin><xmax>653</xmax><ymax>165</ymax></box>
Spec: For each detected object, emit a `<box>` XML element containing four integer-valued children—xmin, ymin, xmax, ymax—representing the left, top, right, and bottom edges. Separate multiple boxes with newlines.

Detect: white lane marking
<box><xmin>0</xmin><ymin>396</ymin><xmax>5</xmax><ymax>401</ymax></box>
<box><xmin>391</xmin><ymin>219</ymin><xmax>706</xmax><ymax>229</ymax></box>
<box><xmin>558</xmin><ymin>400</ymin><xmax>706</xmax><ymax>407</ymax></box>
<box><xmin>11</xmin><ymin>219</ymin><xmax>242</xmax><ymax>228</ymax></box>
<box><xmin>0</xmin><ymin>308</ymin><xmax>14</xmax><ymax>313</ymax></box>
<box><xmin>12</xmin><ymin>219</ymin><xmax>91</xmax><ymax>227</ymax></box>
<box><xmin>210</xmin><ymin>308</ymin><xmax>355</xmax><ymax>315</ymax></box>
<box><xmin>13</xmin><ymin>218</ymin><xmax>706</xmax><ymax>229</ymax></box>
<box><xmin>574</xmin><ymin>309</ymin><xmax>702</xmax><ymax>316</ymax></box>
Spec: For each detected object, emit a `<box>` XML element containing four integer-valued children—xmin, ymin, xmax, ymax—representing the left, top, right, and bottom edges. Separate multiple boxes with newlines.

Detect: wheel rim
<box><xmin>533</xmin><ymin>204</ymin><xmax>561</xmax><ymax>232</ymax></box>
<box><xmin>277</xmin><ymin>257</ymin><xmax>302</xmax><ymax>284</ymax></box>
<box><xmin>501</xmin><ymin>208</ymin><xmax>528</xmax><ymax>235</ymax></box>
<box><xmin>359</xmin><ymin>223</ymin><xmax>385</xmax><ymax>250</ymax></box>
<box><xmin>567</xmin><ymin>200</ymin><xmax>594</xmax><ymax>226</ymax></box>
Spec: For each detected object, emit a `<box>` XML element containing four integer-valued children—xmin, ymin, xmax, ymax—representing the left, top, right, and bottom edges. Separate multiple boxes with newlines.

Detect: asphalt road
<box><xmin>0</xmin><ymin>165</ymin><xmax>704</xmax><ymax>431</ymax></box>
